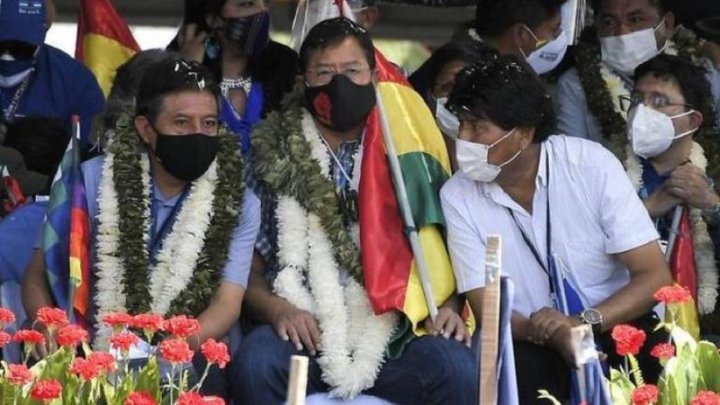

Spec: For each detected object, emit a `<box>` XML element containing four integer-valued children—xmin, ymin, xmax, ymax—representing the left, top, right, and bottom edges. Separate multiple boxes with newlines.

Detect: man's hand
<box><xmin>529</xmin><ymin>307</ymin><xmax>580</xmax><ymax>345</ymax></box>
<box><xmin>177</xmin><ymin>23</ymin><xmax>208</xmax><ymax>63</ymax></box>
<box><xmin>644</xmin><ymin>185</ymin><xmax>682</xmax><ymax>218</ymax></box>
<box><xmin>666</xmin><ymin>164</ymin><xmax>719</xmax><ymax>210</ymax></box>
<box><xmin>546</xmin><ymin>324</ymin><xmax>577</xmax><ymax>367</ymax></box>
<box><xmin>272</xmin><ymin>307</ymin><xmax>321</xmax><ymax>356</ymax></box>
<box><xmin>423</xmin><ymin>306</ymin><xmax>471</xmax><ymax>347</ymax></box>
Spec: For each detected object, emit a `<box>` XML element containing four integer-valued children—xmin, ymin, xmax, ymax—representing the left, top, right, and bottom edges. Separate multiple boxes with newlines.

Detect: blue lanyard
<box><xmin>149</xmin><ymin>186</ymin><xmax>191</xmax><ymax>264</ymax></box>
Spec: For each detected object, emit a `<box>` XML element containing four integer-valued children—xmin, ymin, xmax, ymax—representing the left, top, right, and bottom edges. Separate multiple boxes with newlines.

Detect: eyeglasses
<box><xmin>306</xmin><ymin>66</ymin><xmax>372</xmax><ymax>86</ymax></box>
<box><xmin>619</xmin><ymin>94</ymin><xmax>694</xmax><ymax>113</ymax></box>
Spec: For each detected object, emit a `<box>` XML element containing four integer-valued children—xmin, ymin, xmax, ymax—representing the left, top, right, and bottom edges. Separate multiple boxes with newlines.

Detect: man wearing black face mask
<box><xmin>231</xmin><ymin>17</ymin><xmax>475</xmax><ymax>404</ymax></box>
<box><xmin>0</xmin><ymin>0</ymin><xmax>104</xmax><ymax>151</ymax></box>
<box><xmin>23</xmin><ymin>57</ymin><xmax>260</xmax><ymax>391</ymax></box>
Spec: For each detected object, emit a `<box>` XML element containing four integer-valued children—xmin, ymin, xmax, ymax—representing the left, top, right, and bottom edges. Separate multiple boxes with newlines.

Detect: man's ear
<box><xmin>134</xmin><ymin>116</ymin><xmax>155</xmax><ymax>147</ymax></box>
<box><xmin>518</xmin><ymin>126</ymin><xmax>536</xmax><ymax>148</ymax></box>
<box><xmin>663</xmin><ymin>12</ymin><xmax>676</xmax><ymax>31</ymax></box>
<box><xmin>689</xmin><ymin>110</ymin><xmax>704</xmax><ymax>133</ymax></box>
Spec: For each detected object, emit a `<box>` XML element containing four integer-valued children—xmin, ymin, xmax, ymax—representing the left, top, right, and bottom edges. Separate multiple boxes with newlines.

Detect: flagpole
<box><xmin>665</xmin><ymin>205</ymin><xmax>683</xmax><ymax>260</ymax></box>
<box><xmin>374</xmin><ymin>85</ymin><xmax>438</xmax><ymax>322</ymax></box>
<box><xmin>66</xmin><ymin>116</ymin><xmax>81</xmax><ymax>324</ymax></box>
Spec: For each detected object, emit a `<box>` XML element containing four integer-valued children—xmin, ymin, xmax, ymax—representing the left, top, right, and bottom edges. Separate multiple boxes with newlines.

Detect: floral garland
<box><xmin>253</xmin><ymin>94</ymin><xmax>397</xmax><ymax>398</ymax></box>
<box><xmin>574</xmin><ymin>26</ymin><xmax>707</xmax><ymax>162</ymax></box>
<box><xmin>93</xmin><ymin>113</ymin><xmax>244</xmax><ymax>349</ymax></box>
<box><xmin>625</xmin><ymin>142</ymin><xmax>719</xmax><ymax>317</ymax></box>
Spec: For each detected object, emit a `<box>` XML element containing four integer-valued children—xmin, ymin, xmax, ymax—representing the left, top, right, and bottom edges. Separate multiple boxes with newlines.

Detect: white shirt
<box><xmin>441</xmin><ymin>135</ymin><xmax>659</xmax><ymax>317</ymax></box>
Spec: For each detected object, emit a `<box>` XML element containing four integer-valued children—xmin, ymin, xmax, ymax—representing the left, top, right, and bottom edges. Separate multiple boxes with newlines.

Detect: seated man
<box><xmin>231</xmin><ymin>17</ymin><xmax>475</xmax><ymax>404</ymax></box>
<box><xmin>471</xmin><ymin>0</ymin><xmax>568</xmax><ymax>75</ymax></box>
<box><xmin>555</xmin><ymin>0</ymin><xmax>720</xmax><ymax>147</ymax></box>
<box><xmin>625</xmin><ymin>54</ymin><xmax>720</xmax><ymax>336</ymax></box>
<box><xmin>442</xmin><ymin>55</ymin><xmax>672</xmax><ymax>403</ymax></box>
<box><xmin>22</xmin><ymin>56</ymin><xmax>260</xmax><ymax>354</ymax></box>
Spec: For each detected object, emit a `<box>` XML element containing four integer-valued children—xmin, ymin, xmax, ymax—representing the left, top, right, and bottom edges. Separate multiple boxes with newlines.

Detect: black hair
<box><xmin>474</xmin><ymin>0</ymin><xmax>566</xmax><ymax>37</ymax></box>
<box><xmin>634</xmin><ymin>54</ymin><xmax>715</xmax><ymax>130</ymax></box>
<box><xmin>135</xmin><ymin>56</ymin><xmax>220</xmax><ymax>123</ymax></box>
<box><xmin>591</xmin><ymin>0</ymin><xmax>669</xmax><ymax>15</ymax></box>
<box><xmin>409</xmin><ymin>40</ymin><xmax>498</xmax><ymax>103</ymax></box>
<box><xmin>4</xmin><ymin>117</ymin><xmax>69</xmax><ymax>178</ymax></box>
<box><xmin>298</xmin><ymin>17</ymin><xmax>376</xmax><ymax>73</ymax></box>
<box><xmin>103</xmin><ymin>49</ymin><xmax>174</xmax><ymax>132</ymax></box>
<box><xmin>447</xmin><ymin>54</ymin><xmax>556</xmax><ymax>143</ymax></box>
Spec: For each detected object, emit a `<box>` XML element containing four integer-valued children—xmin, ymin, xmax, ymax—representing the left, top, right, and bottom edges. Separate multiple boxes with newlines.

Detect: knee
<box><xmin>230</xmin><ymin>325</ymin><xmax>292</xmax><ymax>381</ymax></box>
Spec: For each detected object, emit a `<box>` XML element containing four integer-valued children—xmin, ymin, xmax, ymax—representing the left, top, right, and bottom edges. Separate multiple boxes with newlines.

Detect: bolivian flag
<box><xmin>75</xmin><ymin>0</ymin><xmax>140</xmax><ymax>97</ymax></box>
<box><xmin>360</xmin><ymin>51</ymin><xmax>456</xmax><ymax>333</ymax></box>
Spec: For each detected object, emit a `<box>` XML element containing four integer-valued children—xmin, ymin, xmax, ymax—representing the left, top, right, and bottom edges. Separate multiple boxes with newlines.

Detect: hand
<box><xmin>272</xmin><ymin>307</ymin><xmax>321</xmax><ymax>356</ymax></box>
<box><xmin>423</xmin><ymin>306</ymin><xmax>471</xmax><ymax>347</ymax></box>
<box><xmin>529</xmin><ymin>308</ymin><xmax>580</xmax><ymax>345</ymax></box>
<box><xmin>546</xmin><ymin>324</ymin><xmax>577</xmax><ymax>367</ymax></box>
<box><xmin>666</xmin><ymin>164</ymin><xmax>718</xmax><ymax>210</ymax></box>
<box><xmin>645</xmin><ymin>185</ymin><xmax>682</xmax><ymax>218</ymax></box>
<box><xmin>177</xmin><ymin>23</ymin><xmax>209</xmax><ymax>63</ymax></box>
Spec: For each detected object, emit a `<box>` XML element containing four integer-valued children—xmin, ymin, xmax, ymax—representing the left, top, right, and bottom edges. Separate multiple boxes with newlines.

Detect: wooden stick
<box><xmin>287</xmin><ymin>355</ymin><xmax>309</xmax><ymax>405</ymax></box>
<box><xmin>479</xmin><ymin>235</ymin><xmax>502</xmax><ymax>405</ymax></box>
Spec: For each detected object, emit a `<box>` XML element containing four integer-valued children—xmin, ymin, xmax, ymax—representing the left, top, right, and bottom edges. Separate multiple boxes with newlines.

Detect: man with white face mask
<box><xmin>442</xmin><ymin>54</ymin><xmax>671</xmax><ymax>403</ymax></box>
<box><xmin>555</xmin><ymin>0</ymin><xmax>720</xmax><ymax>143</ymax></box>
<box><xmin>0</xmin><ymin>0</ymin><xmax>103</xmax><ymax>151</ymax></box>
<box><xmin>625</xmin><ymin>54</ymin><xmax>720</xmax><ymax>336</ymax></box>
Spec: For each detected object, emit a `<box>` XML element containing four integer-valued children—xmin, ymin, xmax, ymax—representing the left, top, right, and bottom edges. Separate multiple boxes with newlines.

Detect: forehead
<box><xmin>635</xmin><ymin>74</ymin><xmax>683</xmax><ymax>98</ymax></box>
<box><xmin>306</xmin><ymin>37</ymin><xmax>368</xmax><ymax>67</ymax></box>
<box><xmin>598</xmin><ymin>0</ymin><xmax>661</xmax><ymax>15</ymax></box>
<box><xmin>158</xmin><ymin>91</ymin><xmax>218</xmax><ymax>115</ymax></box>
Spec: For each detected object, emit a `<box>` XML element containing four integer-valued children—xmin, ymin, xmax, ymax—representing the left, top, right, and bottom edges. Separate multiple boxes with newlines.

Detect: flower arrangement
<box><xmin>608</xmin><ymin>286</ymin><xmax>720</xmax><ymax>405</ymax></box>
<box><xmin>0</xmin><ymin>307</ymin><xmax>229</xmax><ymax>404</ymax></box>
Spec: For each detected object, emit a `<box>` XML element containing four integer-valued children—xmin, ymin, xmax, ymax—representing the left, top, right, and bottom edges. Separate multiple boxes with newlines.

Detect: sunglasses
<box><xmin>0</xmin><ymin>41</ymin><xmax>37</xmax><ymax>60</ymax></box>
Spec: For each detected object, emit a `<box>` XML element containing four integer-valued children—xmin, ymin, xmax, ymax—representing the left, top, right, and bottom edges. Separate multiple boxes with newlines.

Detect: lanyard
<box><xmin>149</xmin><ymin>186</ymin><xmax>191</xmax><ymax>264</ymax></box>
<box><xmin>2</xmin><ymin>73</ymin><xmax>33</xmax><ymax>123</ymax></box>
<box><xmin>506</xmin><ymin>153</ymin><xmax>555</xmax><ymax>297</ymax></box>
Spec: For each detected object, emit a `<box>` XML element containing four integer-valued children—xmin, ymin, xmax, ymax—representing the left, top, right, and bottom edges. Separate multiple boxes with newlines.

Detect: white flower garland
<box><xmin>625</xmin><ymin>142</ymin><xmax>719</xmax><ymax>314</ymax></box>
<box><xmin>273</xmin><ymin>111</ymin><xmax>397</xmax><ymax>399</ymax></box>
<box><xmin>93</xmin><ymin>154</ymin><xmax>218</xmax><ymax>349</ymax></box>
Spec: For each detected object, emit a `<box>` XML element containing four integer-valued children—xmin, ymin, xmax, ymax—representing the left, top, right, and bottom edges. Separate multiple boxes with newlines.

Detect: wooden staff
<box><xmin>479</xmin><ymin>235</ymin><xmax>502</xmax><ymax>405</ymax></box>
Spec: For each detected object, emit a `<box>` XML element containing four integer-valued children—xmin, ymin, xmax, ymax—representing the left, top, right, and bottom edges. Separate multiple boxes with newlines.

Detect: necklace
<box><xmin>220</xmin><ymin>76</ymin><xmax>252</xmax><ymax>97</ymax></box>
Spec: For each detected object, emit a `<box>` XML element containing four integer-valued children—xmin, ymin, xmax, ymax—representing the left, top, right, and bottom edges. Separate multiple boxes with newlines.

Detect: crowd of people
<box><xmin>2</xmin><ymin>0</ymin><xmax>720</xmax><ymax>403</ymax></box>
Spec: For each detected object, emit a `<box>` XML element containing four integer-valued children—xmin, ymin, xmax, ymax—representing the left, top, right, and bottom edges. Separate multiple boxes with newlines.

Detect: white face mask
<box><xmin>600</xmin><ymin>20</ymin><xmax>667</xmax><ymax>75</ymax></box>
<box><xmin>435</xmin><ymin>97</ymin><xmax>459</xmax><ymax>139</ymax></box>
<box><xmin>456</xmin><ymin>128</ymin><xmax>521</xmax><ymax>183</ymax></box>
<box><xmin>527</xmin><ymin>29</ymin><xmax>569</xmax><ymax>75</ymax></box>
<box><xmin>628</xmin><ymin>103</ymin><xmax>697</xmax><ymax>158</ymax></box>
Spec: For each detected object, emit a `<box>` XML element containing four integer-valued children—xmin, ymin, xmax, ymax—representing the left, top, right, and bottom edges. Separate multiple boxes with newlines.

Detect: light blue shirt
<box><xmin>82</xmin><ymin>156</ymin><xmax>260</xmax><ymax>288</ymax></box>
<box><xmin>441</xmin><ymin>136</ymin><xmax>659</xmax><ymax>317</ymax></box>
<box><xmin>555</xmin><ymin>62</ymin><xmax>720</xmax><ymax>142</ymax></box>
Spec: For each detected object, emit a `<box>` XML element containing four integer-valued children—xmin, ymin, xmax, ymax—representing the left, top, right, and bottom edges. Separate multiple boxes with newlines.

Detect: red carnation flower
<box><xmin>691</xmin><ymin>391</ymin><xmax>720</xmax><ymax>405</ymax></box>
<box><xmin>55</xmin><ymin>324</ymin><xmax>89</xmax><ymax>347</ymax></box>
<box><xmin>313</xmin><ymin>92</ymin><xmax>333</xmax><ymax>124</ymax></box>
<box><xmin>201</xmin><ymin>339</ymin><xmax>230</xmax><ymax>369</ymax></box>
<box><xmin>103</xmin><ymin>312</ymin><xmax>134</xmax><ymax>330</ymax></box>
<box><xmin>14</xmin><ymin>329</ymin><xmax>46</xmax><ymax>346</ymax></box>
<box><xmin>70</xmin><ymin>357</ymin><xmax>103</xmax><ymax>381</ymax></box>
<box><xmin>0</xmin><ymin>331</ymin><xmax>12</xmax><ymax>347</ymax></box>
<box><xmin>132</xmin><ymin>313</ymin><xmax>164</xmax><ymax>335</ymax></box>
<box><xmin>650</xmin><ymin>343</ymin><xmax>675</xmax><ymax>361</ymax></box>
<box><xmin>88</xmin><ymin>351</ymin><xmax>116</xmax><ymax>373</ymax></box>
<box><xmin>159</xmin><ymin>338</ymin><xmax>194</xmax><ymax>364</ymax></box>
<box><xmin>36</xmin><ymin>307</ymin><xmax>69</xmax><ymax>331</ymax></box>
<box><xmin>162</xmin><ymin>315</ymin><xmax>201</xmax><ymax>339</ymax></box>
<box><xmin>654</xmin><ymin>285</ymin><xmax>692</xmax><ymax>305</ymax></box>
<box><xmin>8</xmin><ymin>364</ymin><xmax>33</xmax><ymax>386</ymax></box>
<box><xmin>110</xmin><ymin>331</ymin><xmax>139</xmax><ymax>354</ymax></box>
<box><xmin>631</xmin><ymin>384</ymin><xmax>659</xmax><ymax>405</ymax></box>
<box><xmin>612</xmin><ymin>325</ymin><xmax>646</xmax><ymax>357</ymax></box>
<box><xmin>0</xmin><ymin>308</ymin><xmax>16</xmax><ymax>326</ymax></box>
<box><xmin>30</xmin><ymin>379</ymin><xmax>63</xmax><ymax>402</ymax></box>
<box><xmin>177</xmin><ymin>391</ymin><xmax>225</xmax><ymax>405</ymax></box>
<box><xmin>125</xmin><ymin>391</ymin><xmax>158</xmax><ymax>405</ymax></box>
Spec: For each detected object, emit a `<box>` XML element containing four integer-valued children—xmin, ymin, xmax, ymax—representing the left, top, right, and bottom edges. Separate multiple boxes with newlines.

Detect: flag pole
<box><xmin>374</xmin><ymin>85</ymin><xmax>438</xmax><ymax>322</ymax></box>
<box><xmin>66</xmin><ymin>116</ymin><xmax>81</xmax><ymax>324</ymax></box>
<box><xmin>665</xmin><ymin>205</ymin><xmax>684</xmax><ymax>260</ymax></box>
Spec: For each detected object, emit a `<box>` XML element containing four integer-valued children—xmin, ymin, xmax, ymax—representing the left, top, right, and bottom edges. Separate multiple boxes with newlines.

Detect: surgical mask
<box><xmin>518</xmin><ymin>26</ymin><xmax>548</xmax><ymax>60</ymax></box>
<box><xmin>600</xmin><ymin>20</ymin><xmax>667</xmax><ymax>75</ymax></box>
<box><xmin>223</xmin><ymin>11</ymin><xmax>271</xmax><ymax>57</ymax></box>
<box><xmin>456</xmin><ymin>128</ymin><xmax>521</xmax><ymax>183</ymax></box>
<box><xmin>151</xmin><ymin>130</ymin><xmax>219</xmax><ymax>182</ymax></box>
<box><xmin>0</xmin><ymin>53</ymin><xmax>34</xmax><ymax>88</ymax></box>
<box><xmin>304</xmin><ymin>74</ymin><xmax>376</xmax><ymax>133</ymax></box>
<box><xmin>435</xmin><ymin>97</ymin><xmax>459</xmax><ymax>139</ymax></box>
<box><xmin>628</xmin><ymin>103</ymin><xmax>696</xmax><ymax>158</ymax></box>
<box><xmin>526</xmin><ymin>29</ymin><xmax>569</xmax><ymax>75</ymax></box>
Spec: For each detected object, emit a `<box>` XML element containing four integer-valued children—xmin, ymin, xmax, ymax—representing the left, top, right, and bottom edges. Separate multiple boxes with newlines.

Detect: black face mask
<box><xmin>304</xmin><ymin>74</ymin><xmax>376</xmax><ymax>133</ymax></box>
<box><xmin>151</xmin><ymin>130</ymin><xmax>219</xmax><ymax>183</ymax></box>
<box><xmin>223</xmin><ymin>11</ymin><xmax>271</xmax><ymax>57</ymax></box>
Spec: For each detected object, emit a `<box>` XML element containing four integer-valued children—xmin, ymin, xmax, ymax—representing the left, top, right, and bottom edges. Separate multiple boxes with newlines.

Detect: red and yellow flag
<box><xmin>668</xmin><ymin>208</ymin><xmax>700</xmax><ymax>339</ymax></box>
<box><xmin>75</xmin><ymin>0</ymin><xmax>140</xmax><ymax>97</ymax></box>
<box><xmin>360</xmin><ymin>51</ymin><xmax>456</xmax><ymax>332</ymax></box>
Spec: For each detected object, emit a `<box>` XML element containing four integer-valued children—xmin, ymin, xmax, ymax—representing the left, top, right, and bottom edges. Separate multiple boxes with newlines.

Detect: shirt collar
<box><xmin>537</xmin><ymin>142</ymin><xmax>549</xmax><ymax>188</ymax></box>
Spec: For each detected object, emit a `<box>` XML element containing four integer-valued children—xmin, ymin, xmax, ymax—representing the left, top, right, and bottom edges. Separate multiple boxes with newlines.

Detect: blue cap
<box><xmin>0</xmin><ymin>0</ymin><xmax>47</xmax><ymax>46</ymax></box>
